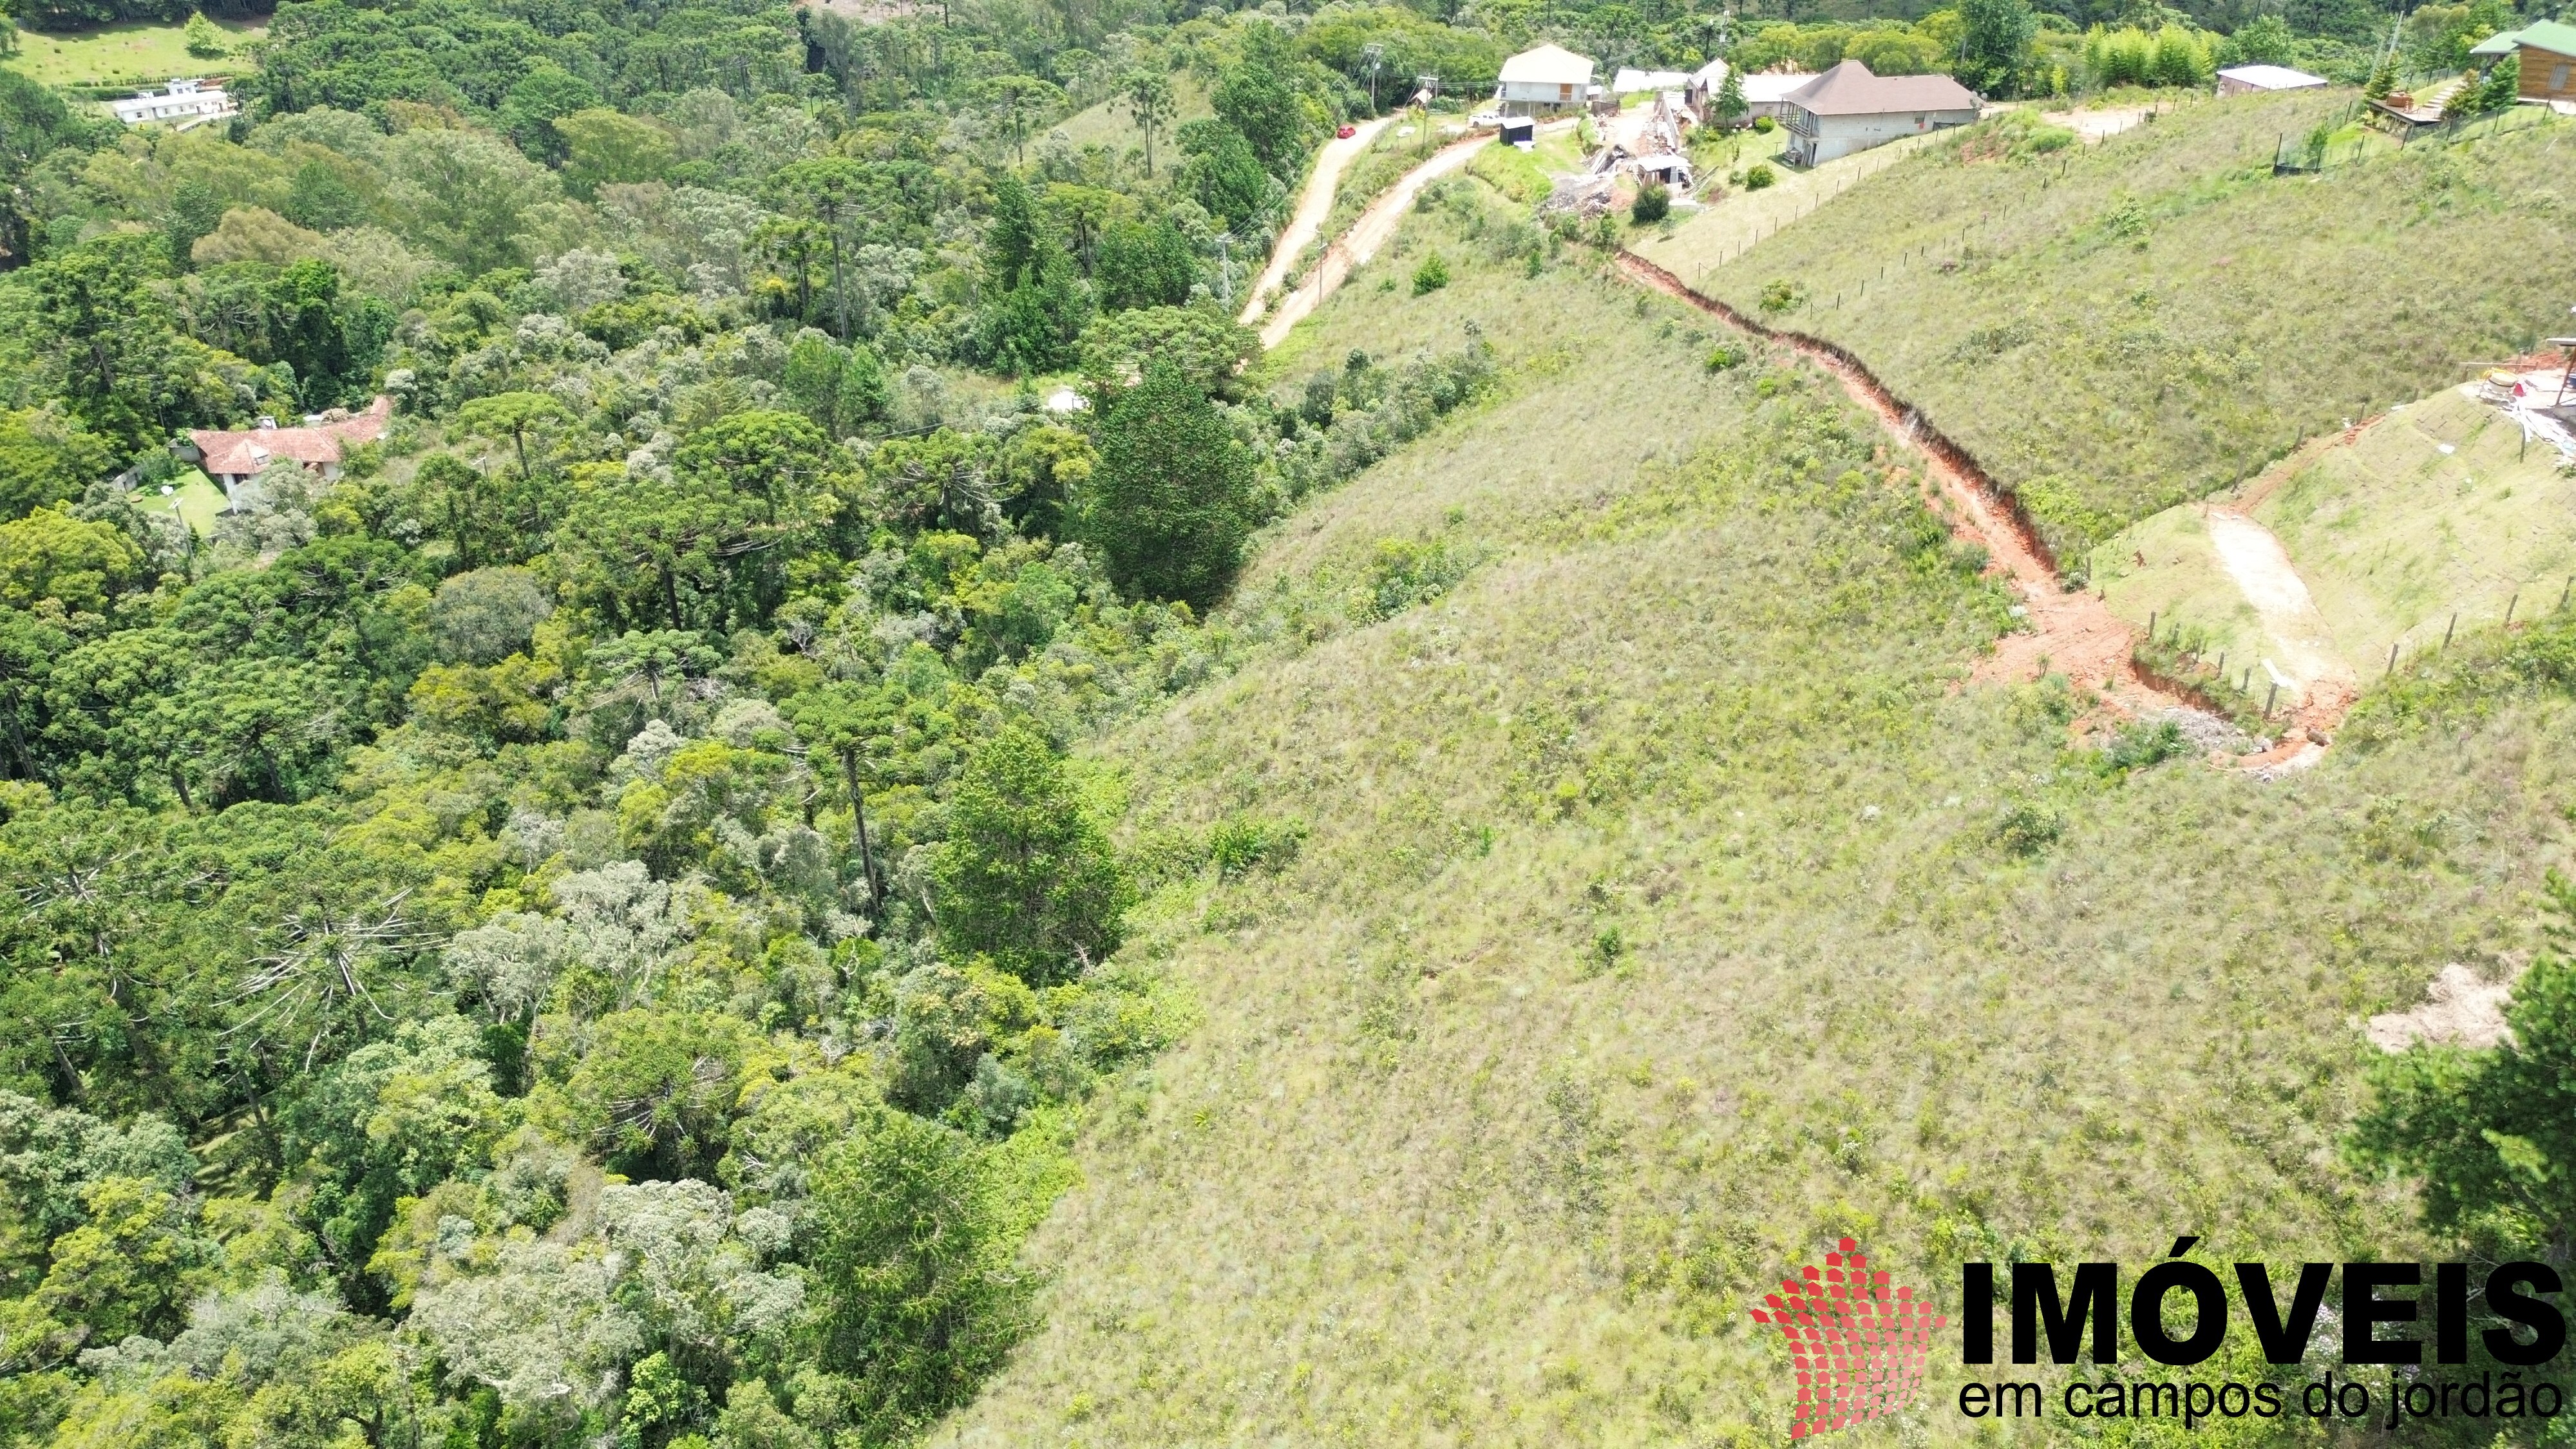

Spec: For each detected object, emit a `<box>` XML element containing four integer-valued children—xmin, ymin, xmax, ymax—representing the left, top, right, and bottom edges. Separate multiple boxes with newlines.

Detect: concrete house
<box><xmin>188</xmin><ymin>397</ymin><xmax>393</xmax><ymax>506</ymax></box>
<box><xmin>2215</xmin><ymin>63</ymin><xmax>2328</xmax><ymax>96</ymax></box>
<box><xmin>1495</xmin><ymin>44</ymin><xmax>1596</xmax><ymax>116</ymax></box>
<box><xmin>2470</xmin><ymin>21</ymin><xmax>2576</xmax><ymax>106</ymax></box>
<box><xmin>110</xmin><ymin>77</ymin><xmax>235</xmax><ymax>126</ymax></box>
<box><xmin>1779</xmin><ymin>61</ymin><xmax>1980</xmax><ymax>165</ymax></box>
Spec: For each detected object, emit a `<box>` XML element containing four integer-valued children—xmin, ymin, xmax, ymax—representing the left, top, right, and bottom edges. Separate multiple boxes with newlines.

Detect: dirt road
<box><xmin>1613</xmin><ymin>251</ymin><xmax>2176</xmax><ymax>712</ymax></box>
<box><xmin>1256</xmin><ymin>134</ymin><xmax>1490</xmax><ymax>348</ymax></box>
<box><xmin>1240</xmin><ymin>118</ymin><xmax>1394</xmax><ymax>330</ymax></box>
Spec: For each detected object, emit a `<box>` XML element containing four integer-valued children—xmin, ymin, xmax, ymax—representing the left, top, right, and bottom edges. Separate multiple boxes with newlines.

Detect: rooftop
<box><xmin>1785</xmin><ymin>59</ymin><xmax>1981</xmax><ymax>116</ymax></box>
<box><xmin>2477</xmin><ymin>19</ymin><xmax>2576</xmax><ymax>55</ymax></box>
<box><xmin>2217</xmin><ymin>63</ymin><xmax>2328</xmax><ymax>89</ymax></box>
<box><xmin>191</xmin><ymin>397</ymin><xmax>393</xmax><ymax>477</ymax></box>
<box><xmin>1499</xmin><ymin>44</ymin><xmax>1595</xmax><ymax>87</ymax></box>
<box><xmin>1739</xmin><ymin>70</ymin><xmax>1819</xmax><ymax>103</ymax></box>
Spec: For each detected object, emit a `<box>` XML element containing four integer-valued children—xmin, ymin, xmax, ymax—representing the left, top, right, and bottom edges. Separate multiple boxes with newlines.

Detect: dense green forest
<box><xmin>0</xmin><ymin>0</ymin><xmax>2566</xmax><ymax>1435</ymax></box>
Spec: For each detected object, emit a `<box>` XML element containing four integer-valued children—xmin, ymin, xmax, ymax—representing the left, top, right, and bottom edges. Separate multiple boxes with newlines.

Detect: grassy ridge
<box><xmin>1640</xmin><ymin>92</ymin><xmax>2576</xmax><ymax>573</ymax></box>
<box><xmin>1</xmin><ymin>18</ymin><xmax>262</xmax><ymax>88</ymax></box>
<box><xmin>933</xmin><ymin>194</ymin><xmax>2576</xmax><ymax>1446</ymax></box>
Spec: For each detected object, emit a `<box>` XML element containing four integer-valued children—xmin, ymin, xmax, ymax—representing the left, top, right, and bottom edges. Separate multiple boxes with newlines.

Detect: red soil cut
<box><xmin>1613</xmin><ymin>250</ymin><xmax>2179</xmax><ymax>714</ymax></box>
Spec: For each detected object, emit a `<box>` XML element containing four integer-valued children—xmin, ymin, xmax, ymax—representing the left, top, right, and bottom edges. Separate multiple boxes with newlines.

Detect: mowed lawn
<box><xmin>3</xmin><ymin>17</ymin><xmax>261</xmax><ymax>87</ymax></box>
<box><xmin>1643</xmin><ymin>90</ymin><xmax>2576</xmax><ymax>573</ymax></box>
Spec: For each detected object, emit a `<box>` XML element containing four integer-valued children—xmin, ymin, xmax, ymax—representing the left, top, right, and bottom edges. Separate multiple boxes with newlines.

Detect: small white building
<box><xmin>110</xmin><ymin>77</ymin><xmax>234</xmax><ymax>126</ymax></box>
<box><xmin>1495</xmin><ymin>44</ymin><xmax>1596</xmax><ymax>116</ymax></box>
<box><xmin>1779</xmin><ymin>61</ymin><xmax>1980</xmax><ymax>166</ymax></box>
<box><xmin>2215</xmin><ymin>64</ymin><xmax>2328</xmax><ymax>96</ymax></box>
<box><xmin>1692</xmin><ymin>68</ymin><xmax>1823</xmax><ymax>124</ymax></box>
<box><xmin>1610</xmin><ymin>66</ymin><xmax>1692</xmax><ymax>95</ymax></box>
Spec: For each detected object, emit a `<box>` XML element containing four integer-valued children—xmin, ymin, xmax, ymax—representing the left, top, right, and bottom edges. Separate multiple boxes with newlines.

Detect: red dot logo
<box><xmin>1748</xmin><ymin>1238</ymin><xmax>1944</xmax><ymax>1437</ymax></box>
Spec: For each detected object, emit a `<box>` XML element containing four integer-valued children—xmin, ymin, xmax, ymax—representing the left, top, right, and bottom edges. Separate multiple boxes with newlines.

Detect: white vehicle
<box><xmin>1470</xmin><ymin>108</ymin><xmax>1502</xmax><ymax>128</ymax></box>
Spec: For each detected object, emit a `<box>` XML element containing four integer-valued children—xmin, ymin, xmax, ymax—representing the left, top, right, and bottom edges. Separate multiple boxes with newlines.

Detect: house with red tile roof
<box><xmin>188</xmin><ymin>397</ymin><xmax>393</xmax><ymax>505</ymax></box>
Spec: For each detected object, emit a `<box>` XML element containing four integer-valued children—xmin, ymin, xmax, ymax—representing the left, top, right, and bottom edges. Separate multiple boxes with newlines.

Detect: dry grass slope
<box><xmin>933</xmin><ymin>190</ymin><xmax>2576</xmax><ymax>1449</ymax></box>
<box><xmin>1640</xmin><ymin>92</ymin><xmax>2576</xmax><ymax>571</ymax></box>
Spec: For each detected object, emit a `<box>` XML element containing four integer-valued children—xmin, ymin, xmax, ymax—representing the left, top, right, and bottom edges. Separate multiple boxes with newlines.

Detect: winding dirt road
<box><xmin>1240</xmin><ymin>117</ymin><xmax>1393</xmax><ymax>331</ymax></box>
<box><xmin>1256</xmin><ymin>133</ymin><xmax>1490</xmax><ymax>348</ymax></box>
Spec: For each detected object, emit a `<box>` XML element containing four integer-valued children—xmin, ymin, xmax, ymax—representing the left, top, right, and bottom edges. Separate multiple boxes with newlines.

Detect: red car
<box><xmin>1336</xmin><ymin>124</ymin><xmax>1356</xmax><ymax>138</ymax></box>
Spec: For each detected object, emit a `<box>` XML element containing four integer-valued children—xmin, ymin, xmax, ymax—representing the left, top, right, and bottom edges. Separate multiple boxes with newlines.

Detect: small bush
<box><xmin>2102</xmin><ymin>719</ymin><xmax>2187</xmax><ymax>772</ymax></box>
<box><xmin>1993</xmin><ymin>801</ymin><xmax>2063</xmax><ymax>857</ymax></box>
<box><xmin>1412</xmin><ymin>254</ymin><xmax>1451</xmax><ymax>295</ymax></box>
<box><xmin>1752</xmin><ymin>115</ymin><xmax>1776</xmax><ymax>134</ymax></box>
<box><xmin>1705</xmin><ymin>343</ymin><xmax>1746</xmax><ymax>372</ymax></box>
<box><xmin>1744</xmin><ymin>164</ymin><xmax>1776</xmax><ymax>191</ymax></box>
<box><xmin>1631</xmin><ymin>184</ymin><xmax>1670</xmax><ymax>224</ymax></box>
<box><xmin>1209</xmin><ymin>813</ymin><xmax>1307</xmax><ymax>878</ymax></box>
<box><xmin>1757</xmin><ymin>278</ymin><xmax>1802</xmax><ymax>313</ymax></box>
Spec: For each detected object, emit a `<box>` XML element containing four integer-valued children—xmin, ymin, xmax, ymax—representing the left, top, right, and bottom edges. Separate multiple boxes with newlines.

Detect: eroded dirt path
<box><xmin>1613</xmin><ymin>251</ymin><xmax>2176</xmax><ymax>712</ymax></box>
<box><xmin>1256</xmin><ymin>133</ymin><xmax>1490</xmax><ymax>348</ymax></box>
<box><xmin>1241</xmin><ymin>117</ymin><xmax>1394</xmax><ymax>330</ymax></box>
<box><xmin>2204</xmin><ymin>506</ymin><xmax>2356</xmax><ymax>726</ymax></box>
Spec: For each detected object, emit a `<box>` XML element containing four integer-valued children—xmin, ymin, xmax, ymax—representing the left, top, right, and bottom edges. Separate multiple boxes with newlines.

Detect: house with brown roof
<box><xmin>1779</xmin><ymin>61</ymin><xmax>1982</xmax><ymax>166</ymax></box>
<box><xmin>187</xmin><ymin>397</ymin><xmax>393</xmax><ymax>506</ymax></box>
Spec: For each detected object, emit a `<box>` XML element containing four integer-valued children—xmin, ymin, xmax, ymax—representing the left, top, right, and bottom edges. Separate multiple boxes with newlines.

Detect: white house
<box><xmin>1779</xmin><ymin>61</ymin><xmax>1980</xmax><ymax>165</ymax></box>
<box><xmin>1495</xmin><ymin>44</ymin><xmax>1596</xmax><ymax>116</ymax></box>
<box><xmin>2215</xmin><ymin>63</ymin><xmax>2328</xmax><ymax>96</ymax></box>
<box><xmin>110</xmin><ymin>77</ymin><xmax>234</xmax><ymax>126</ymax></box>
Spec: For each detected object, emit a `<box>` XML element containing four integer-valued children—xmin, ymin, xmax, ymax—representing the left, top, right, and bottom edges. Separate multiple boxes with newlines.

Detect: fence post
<box><xmin>2386</xmin><ymin>641</ymin><xmax>2398</xmax><ymax>678</ymax></box>
<box><xmin>2264</xmin><ymin>681</ymin><xmax>2278</xmax><ymax>718</ymax></box>
<box><xmin>2505</xmin><ymin>592</ymin><xmax>2518</xmax><ymax>628</ymax></box>
<box><xmin>2443</xmin><ymin>612</ymin><xmax>2456</xmax><ymax>650</ymax></box>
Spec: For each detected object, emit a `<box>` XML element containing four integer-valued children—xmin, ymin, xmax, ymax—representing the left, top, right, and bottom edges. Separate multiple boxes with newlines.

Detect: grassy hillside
<box><xmin>2</xmin><ymin>18</ymin><xmax>261</xmax><ymax>88</ymax></box>
<box><xmin>1636</xmin><ymin>92</ymin><xmax>2576</xmax><ymax>573</ymax></box>
<box><xmin>932</xmin><ymin>188</ymin><xmax>2576</xmax><ymax>1446</ymax></box>
<box><xmin>2095</xmin><ymin>383</ymin><xmax>2576</xmax><ymax>688</ymax></box>
<box><xmin>1048</xmin><ymin>77</ymin><xmax>1214</xmax><ymax>156</ymax></box>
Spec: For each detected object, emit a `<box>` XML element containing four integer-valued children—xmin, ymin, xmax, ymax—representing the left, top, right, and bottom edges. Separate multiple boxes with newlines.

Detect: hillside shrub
<box><xmin>1631</xmin><ymin>184</ymin><xmax>1670</xmax><ymax>223</ymax></box>
<box><xmin>1752</xmin><ymin>115</ymin><xmax>1776</xmax><ymax>133</ymax></box>
<box><xmin>1411</xmin><ymin>253</ymin><xmax>1451</xmax><ymax>294</ymax></box>
<box><xmin>1267</xmin><ymin>334</ymin><xmax>1499</xmax><ymax>500</ymax></box>
<box><xmin>1745</xmin><ymin>163</ymin><xmax>1776</xmax><ymax>189</ymax></box>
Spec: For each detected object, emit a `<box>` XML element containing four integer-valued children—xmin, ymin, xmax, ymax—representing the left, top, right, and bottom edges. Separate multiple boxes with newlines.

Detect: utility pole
<box><xmin>1362</xmin><ymin>43</ymin><xmax>1385</xmax><ymax>113</ymax></box>
<box><xmin>1216</xmin><ymin>232</ymin><xmax>1232</xmax><ymax>306</ymax></box>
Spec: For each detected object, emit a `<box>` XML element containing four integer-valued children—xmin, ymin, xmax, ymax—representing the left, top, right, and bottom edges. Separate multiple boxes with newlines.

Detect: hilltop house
<box><xmin>2216</xmin><ymin>63</ymin><xmax>2327</xmax><ymax>96</ymax></box>
<box><xmin>187</xmin><ymin>397</ymin><xmax>394</xmax><ymax>506</ymax></box>
<box><xmin>2470</xmin><ymin>21</ymin><xmax>2576</xmax><ymax>106</ymax></box>
<box><xmin>111</xmin><ymin>78</ymin><xmax>235</xmax><ymax>126</ymax></box>
<box><xmin>1495</xmin><ymin>44</ymin><xmax>1597</xmax><ymax>116</ymax></box>
<box><xmin>1778</xmin><ymin>61</ymin><xmax>1980</xmax><ymax>165</ymax></box>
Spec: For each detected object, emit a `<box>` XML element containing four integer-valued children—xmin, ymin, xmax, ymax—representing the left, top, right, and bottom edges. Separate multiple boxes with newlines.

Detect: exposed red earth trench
<box><xmin>1252</xmin><ymin>129</ymin><xmax>2351</xmax><ymax>768</ymax></box>
<box><xmin>1609</xmin><ymin>250</ymin><xmax>2345</xmax><ymax>770</ymax></box>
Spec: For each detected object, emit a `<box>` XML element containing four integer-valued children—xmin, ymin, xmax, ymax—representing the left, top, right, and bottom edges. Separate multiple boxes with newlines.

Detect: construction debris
<box><xmin>2474</xmin><ymin>339</ymin><xmax>2576</xmax><ymax>463</ymax></box>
